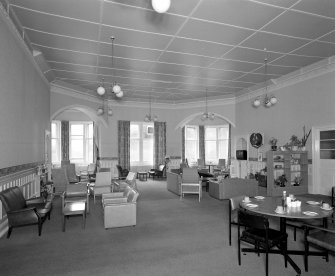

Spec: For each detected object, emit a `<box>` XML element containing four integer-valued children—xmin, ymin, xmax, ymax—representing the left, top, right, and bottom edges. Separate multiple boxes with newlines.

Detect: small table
<box><xmin>240</xmin><ymin>195</ymin><xmax>333</xmax><ymax>275</ymax></box>
<box><xmin>62</xmin><ymin>201</ymin><xmax>86</xmax><ymax>232</ymax></box>
<box><xmin>137</xmin><ymin>171</ymin><xmax>148</xmax><ymax>181</ymax></box>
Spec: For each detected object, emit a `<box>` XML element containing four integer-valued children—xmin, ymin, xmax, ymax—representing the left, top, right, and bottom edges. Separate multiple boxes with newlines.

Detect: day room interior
<box><xmin>1</xmin><ymin>0</ymin><xmax>335</xmax><ymax>275</ymax></box>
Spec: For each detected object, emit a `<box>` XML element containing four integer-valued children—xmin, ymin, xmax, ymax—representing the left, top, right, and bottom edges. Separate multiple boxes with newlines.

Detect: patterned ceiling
<box><xmin>5</xmin><ymin>0</ymin><xmax>335</xmax><ymax>103</ymax></box>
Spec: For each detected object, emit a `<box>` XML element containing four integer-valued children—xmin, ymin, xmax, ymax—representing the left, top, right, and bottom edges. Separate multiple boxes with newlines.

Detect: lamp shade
<box><xmin>115</xmin><ymin>90</ymin><xmax>123</xmax><ymax>98</ymax></box>
<box><xmin>152</xmin><ymin>0</ymin><xmax>170</xmax><ymax>13</ymax></box>
<box><xmin>113</xmin><ymin>84</ymin><xmax>121</xmax><ymax>94</ymax></box>
<box><xmin>253</xmin><ymin>98</ymin><xmax>261</xmax><ymax>107</ymax></box>
<box><xmin>97</xmin><ymin>107</ymin><xmax>104</xmax><ymax>115</ymax></box>
<box><xmin>270</xmin><ymin>96</ymin><xmax>277</xmax><ymax>105</ymax></box>
<box><xmin>97</xmin><ymin>86</ymin><xmax>105</xmax><ymax>96</ymax></box>
<box><xmin>107</xmin><ymin>108</ymin><xmax>113</xmax><ymax>116</ymax></box>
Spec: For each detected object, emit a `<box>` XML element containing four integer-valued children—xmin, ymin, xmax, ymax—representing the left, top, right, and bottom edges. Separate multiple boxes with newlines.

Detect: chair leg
<box><xmin>304</xmin><ymin>236</ymin><xmax>309</xmax><ymax>272</ymax></box>
<box><xmin>294</xmin><ymin>227</ymin><xmax>297</xmax><ymax>241</ymax></box>
<box><xmin>7</xmin><ymin>227</ymin><xmax>13</xmax><ymax>238</ymax></box>
<box><xmin>38</xmin><ymin>222</ymin><xmax>43</xmax><ymax>236</ymax></box>
<box><xmin>265</xmin><ymin>246</ymin><xmax>269</xmax><ymax>276</ymax></box>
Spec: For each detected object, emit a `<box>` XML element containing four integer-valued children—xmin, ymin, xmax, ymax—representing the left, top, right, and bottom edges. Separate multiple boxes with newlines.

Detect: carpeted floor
<box><xmin>0</xmin><ymin>179</ymin><xmax>334</xmax><ymax>276</ymax></box>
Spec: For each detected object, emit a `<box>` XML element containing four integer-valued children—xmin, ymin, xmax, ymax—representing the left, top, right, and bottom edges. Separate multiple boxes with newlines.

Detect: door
<box><xmin>312</xmin><ymin>125</ymin><xmax>335</xmax><ymax>195</ymax></box>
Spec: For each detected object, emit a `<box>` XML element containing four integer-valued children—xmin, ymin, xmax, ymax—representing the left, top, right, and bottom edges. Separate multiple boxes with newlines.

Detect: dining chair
<box><xmin>229</xmin><ymin>195</ymin><xmax>244</xmax><ymax>246</ymax></box>
<box><xmin>286</xmin><ymin>218</ymin><xmax>323</xmax><ymax>241</ymax></box>
<box><xmin>238</xmin><ymin>209</ymin><xmax>288</xmax><ymax>276</ymax></box>
<box><xmin>197</xmin><ymin>158</ymin><xmax>206</xmax><ymax>170</ymax></box>
<box><xmin>303</xmin><ymin>221</ymin><xmax>335</xmax><ymax>272</ymax></box>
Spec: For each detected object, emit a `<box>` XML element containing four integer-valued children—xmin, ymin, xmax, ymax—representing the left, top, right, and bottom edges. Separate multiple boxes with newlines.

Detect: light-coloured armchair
<box><xmin>180</xmin><ymin>168</ymin><xmax>202</xmax><ymax>202</ymax></box>
<box><xmin>113</xmin><ymin>171</ymin><xmax>137</xmax><ymax>191</ymax></box>
<box><xmin>102</xmin><ymin>187</ymin><xmax>139</xmax><ymax>229</ymax></box>
<box><xmin>93</xmin><ymin>171</ymin><xmax>112</xmax><ymax>203</ymax></box>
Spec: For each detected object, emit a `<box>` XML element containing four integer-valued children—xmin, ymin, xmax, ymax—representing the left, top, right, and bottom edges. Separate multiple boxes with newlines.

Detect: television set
<box><xmin>236</xmin><ymin>150</ymin><xmax>247</xmax><ymax>160</ymax></box>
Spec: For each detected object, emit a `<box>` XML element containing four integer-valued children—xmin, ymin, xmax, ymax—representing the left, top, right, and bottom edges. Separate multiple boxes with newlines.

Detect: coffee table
<box><xmin>62</xmin><ymin>201</ymin><xmax>86</xmax><ymax>232</ymax></box>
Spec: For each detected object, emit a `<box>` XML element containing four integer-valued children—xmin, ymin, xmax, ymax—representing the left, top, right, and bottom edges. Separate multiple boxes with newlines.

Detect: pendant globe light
<box><xmin>110</xmin><ymin>36</ymin><xmax>123</xmax><ymax>98</ymax></box>
<box><xmin>97</xmin><ymin>78</ymin><xmax>106</xmax><ymax>96</ymax></box>
<box><xmin>144</xmin><ymin>91</ymin><xmax>158</xmax><ymax>122</ymax></box>
<box><xmin>201</xmin><ymin>88</ymin><xmax>215</xmax><ymax>121</ymax></box>
<box><xmin>152</xmin><ymin>0</ymin><xmax>171</xmax><ymax>13</ymax></box>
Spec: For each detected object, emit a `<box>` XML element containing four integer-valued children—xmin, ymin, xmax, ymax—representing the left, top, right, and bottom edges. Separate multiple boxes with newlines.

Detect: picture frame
<box><xmin>257</xmin><ymin>152</ymin><xmax>263</xmax><ymax>162</ymax></box>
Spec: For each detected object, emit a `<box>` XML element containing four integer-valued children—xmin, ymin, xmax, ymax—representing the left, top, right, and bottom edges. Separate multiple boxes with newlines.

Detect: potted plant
<box><xmin>300</xmin><ymin>126</ymin><xmax>311</xmax><ymax>151</ymax></box>
<box><xmin>269</xmin><ymin>137</ymin><xmax>278</xmax><ymax>151</ymax></box>
<box><xmin>289</xmin><ymin>135</ymin><xmax>301</xmax><ymax>151</ymax></box>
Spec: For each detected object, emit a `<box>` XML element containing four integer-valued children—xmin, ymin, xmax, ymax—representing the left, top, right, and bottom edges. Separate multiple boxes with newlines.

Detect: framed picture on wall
<box><xmin>257</xmin><ymin>152</ymin><xmax>263</xmax><ymax>162</ymax></box>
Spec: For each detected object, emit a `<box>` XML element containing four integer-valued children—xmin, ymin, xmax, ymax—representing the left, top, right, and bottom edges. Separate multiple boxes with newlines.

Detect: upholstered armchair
<box><xmin>0</xmin><ymin>186</ymin><xmax>53</xmax><ymax>238</ymax></box>
<box><xmin>51</xmin><ymin>168</ymin><xmax>69</xmax><ymax>194</ymax></box>
<box><xmin>113</xmin><ymin>171</ymin><xmax>137</xmax><ymax>192</ymax></box>
<box><xmin>148</xmin><ymin>164</ymin><xmax>165</xmax><ymax>179</ymax></box>
<box><xmin>62</xmin><ymin>163</ymin><xmax>80</xmax><ymax>183</ymax></box>
<box><xmin>116</xmin><ymin>165</ymin><xmax>129</xmax><ymax>179</ymax></box>
<box><xmin>102</xmin><ymin>187</ymin><xmax>139</xmax><ymax>229</ymax></box>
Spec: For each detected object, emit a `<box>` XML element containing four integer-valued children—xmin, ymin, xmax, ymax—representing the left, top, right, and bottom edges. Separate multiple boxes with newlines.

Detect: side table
<box><xmin>137</xmin><ymin>171</ymin><xmax>148</xmax><ymax>181</ymax></box>
<box><xmin>62</xmin><ymin>201</ymin><xmax>86</xmax><ymax>232</ymax></box>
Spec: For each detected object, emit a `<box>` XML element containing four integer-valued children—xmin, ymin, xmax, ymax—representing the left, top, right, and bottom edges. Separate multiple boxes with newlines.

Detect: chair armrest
<box><xmin>7</xmin><ymin>207</ymin><xmax>40</xmax><ymax>224</ymax></box>
<box><xmin>102</xmin><ymin>192</ymin><xmax>124</xmax><ymax>199</ymax></box>
<box><xmin>303</xmin><ymin>223</ymin><xmax>335</xmax><ymax>234</ymax></box>
<box><xmin>26</xmin><ymin>197</ymin><xmax>46</xmax><ymax>204</ymax></box>
<box><xmin>103</xmin><ymin>197</ymin><xmax>127</xmax><ymax>205</ymax></box>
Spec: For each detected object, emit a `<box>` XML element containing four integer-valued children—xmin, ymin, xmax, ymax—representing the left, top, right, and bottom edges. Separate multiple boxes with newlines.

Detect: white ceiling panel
<box><xmin>5</xmin><ymin>0</ymin><xmax>335</xmax><ymax>103</ymax></box>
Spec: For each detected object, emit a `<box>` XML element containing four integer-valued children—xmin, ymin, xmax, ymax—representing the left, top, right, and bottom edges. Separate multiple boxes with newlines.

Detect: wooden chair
<box><xmin>148</xmin><ymin>164</ymin><xmax>165</xmax><ymax>179</ymax></box>
<box><xmin>93</xmin><ymin>172</ymin><xmax>112</xmax><ymax>204</ymax></box>
<box><xmin>213</xmin><ymin>159</ymin><xmax>226</xmax><ymax>174</ymax></box>
<box><xmin>303</xmin><ymin>221</ymin><xmax>335</xmax><ymax>272</ymax></box>
<box><xmin>180</xmin><ymin>168</ymin><xmax>202</xmax><ymax>202</ymax></box>
<box><xmin>238</xmin><ymin>209</ymin><xmax>288</xmax><ymax>276</ymax></box>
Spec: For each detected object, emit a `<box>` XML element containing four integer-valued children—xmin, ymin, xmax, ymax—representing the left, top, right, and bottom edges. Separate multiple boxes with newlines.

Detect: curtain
<box><xmin>118</xmin><ymin>120</ymin><xmax>130</xmax><ymax>170</ymax></box>
<box><xmin>181</xmin><ymin>126</ymin><xmax>185</xmax><ymax>162</ymax></box>
<box><xmin>228</xmin><ymin>124</ymin><xmax>231</xmax><ymax>166</ymax></box>
<box><xmin>93</xmin><ymin>122</ymin><xmax>100</xmax><ymax>164</ymax></box>
<box><xmin>61</xmin><ymin>121</ymin><xmax>69</xmax><ymax>161</ymax></box>
<box><xmin>154</xmin><ymin>122</ymin><xmax>166</xmax><ymax>169</ymax></box>
<box><xmin>199</xmin><ymin>125</ymin><xmax>205</xmax><ymax>163</ymax></box>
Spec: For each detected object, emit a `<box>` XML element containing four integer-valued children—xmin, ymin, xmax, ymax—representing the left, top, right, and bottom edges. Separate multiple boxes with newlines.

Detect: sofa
<box><xmin>102</xmin><ymin>186</ymin><xmax>139</xmax><ymax>229</ymax></box>
<box><xmin>166</xmin><ymin>171</ymin><xmax>182</xmax><ymax>196</ymax></box>
<box><xmin>208</xmin><ymin>178</ymin><xmax>258</xmax><ymax>200</ymax></box>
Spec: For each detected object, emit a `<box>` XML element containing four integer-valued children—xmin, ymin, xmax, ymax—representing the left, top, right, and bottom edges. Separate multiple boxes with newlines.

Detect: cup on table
<box><xmin>322</xmin><ymin>202</ymin><xmax>330</xmax><ymax>209</ymax></box>
<box><xmin>275</xmin><ymin>206</ymin><xmax>284</xmax><ymax>213</ymax></box>
<box><xmin>244</xmin><ymin>196</ymin><xmax>250</xmax><ymax>202</ymax></box>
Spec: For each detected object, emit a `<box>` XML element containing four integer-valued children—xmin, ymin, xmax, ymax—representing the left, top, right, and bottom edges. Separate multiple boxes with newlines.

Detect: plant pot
<box><xmin>300</xmin><ymin>146</ymin><xmax>306</xmax><ymax>151</ymax></box>
<box><xmin>271</xmin><ymin>145</ymin><xmax>277</xmax><ymax>151</ymax></box>
<box><xmin>292</xmin><ymin>146</ymin><xmax>298</xmax><ymax>151</ymax></box>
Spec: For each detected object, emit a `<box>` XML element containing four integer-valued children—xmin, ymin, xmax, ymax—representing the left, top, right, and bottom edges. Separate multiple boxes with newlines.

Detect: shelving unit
<box><xmin>266</xmin><ymin>150</ymin><xmax>308</xmax><ymax>196</ymax></box>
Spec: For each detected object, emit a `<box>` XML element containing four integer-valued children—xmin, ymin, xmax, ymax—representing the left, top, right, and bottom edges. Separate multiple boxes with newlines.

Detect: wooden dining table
<box><xmin>240</xmin><ymin>195</ymin><xmax>333</xmax><ymax>275</ymax></box>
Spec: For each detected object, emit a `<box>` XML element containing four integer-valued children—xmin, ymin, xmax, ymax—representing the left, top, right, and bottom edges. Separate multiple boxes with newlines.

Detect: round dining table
<box><xmin>240</xmin><ymin>195</ymin><xmax>333</xmax><ymax>275</ymax></box>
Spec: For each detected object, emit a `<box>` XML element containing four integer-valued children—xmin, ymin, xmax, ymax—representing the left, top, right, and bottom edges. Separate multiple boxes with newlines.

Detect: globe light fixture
<box><xmin>144</xmin><ymin>92</ymin><xmax>158</xmax><ymax>122</ymax></box>
<box><xmin>97</xmin><ymin>78</ymin><xmax>106</xmax><ymax>96</ymax></box>
<box><xmin>252</xmin><ymin>48</ymin><xmax>277</xmax><ymax>108</ymax></box>
<box><xmin>152</xmin><ymin>0</ymin><xmax>171</xmax><ymax>13</ymax></box>
<box><xmin>201</xmin><ymin>88</ymin><xmax>215</xmax><ymax>121</ymax></box>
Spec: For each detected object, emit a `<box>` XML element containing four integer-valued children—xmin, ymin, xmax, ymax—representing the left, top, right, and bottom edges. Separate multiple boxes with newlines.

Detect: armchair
<box><xmin>116</xmin><ymin>165</ymin><xmax>129</xmax><ymax>179</ymax></box>
<box><xmin>180</xmin><ymin>168</ymin><xmax>202</xmax><ymax>202</ymax></box>
<box><xmin>93</xmin><ymin>171</ymin><xmax>112</xmax><ymax>203</ymax></box>
<box><xmin>148</xmin><ymin>164</ymin><xmax>165</xmax><ymax>179</ymax></box>
<box><xmin>102</xmin><ymin>187</ymin><xmax>139</xmax><ymax>229</ymax></box>
<box><xmin>113</xmin><ymin>171</ymin><xmax>137</xmax><ymax>192</ymax></box>
<box><xmin>51</xmin><ymin>168</ymin><xmax>69</xmax><ymax>194</ymax></box>
<box><xmin>62</xmin><ymin>163</ymin><xmax>80</xmax><ymax>183</ymax></box>
<box><xmin>80</xmin><ymin>163</ymin><xmax>96</xmax><ymax>182</ymax></box>
<box><xmin>0</xmin><ymin>186</ymin><xmax>53</xmax><ymax>238</ymax></box>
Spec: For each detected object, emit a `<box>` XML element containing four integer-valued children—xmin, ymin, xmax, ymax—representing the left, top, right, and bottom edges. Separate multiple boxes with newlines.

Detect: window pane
<box><xmin>71</xmin><ymin>124</ymin><xmax>84</xmax><ymax>135</ymax></box>
<box><xmin>130</xmin><ymin>140</ymin><xmax>140</xmax><ymax>162</ymax></box>
<box><xmin>51</xmin><ymin>123</ymin><xmax>58</xmax><ymax>138</ymax></box>
<box><xmin>205</xmin><ymin>141</ymin><xmax>217</xmax><ymax>161</ymax></box>
<box><xmin>88</xmin><ymin>139</ymin><xmax>93</xmax><ymax>163</ymax></box>
<box><xmin>143</xmin><ymin>140</ymin><xmax>153</xmax><ymax>162</ymax></box>
<box><xmin>186</xmin><ymin>126</ymin><xmax>197</xmax><ymax>139</ymax></box>
<box><xmin>51</xmin><ymin>139</ymin><xmax>59</xmax><ymax>163</ymax></box>
<box><xmin>88</xmin><ymin>123</ymin><xmax>93</xmax><ymax>138</ymax></box>
<box><xmin>218</xmin><ymin>140</ymin><xmax>229</xmax><ymax>159</ymax></box>
<box><xmin>218</xmin><ymin>127</ymin><xmax>229</xmax><ymax>139</ymax></box>
<box><xmin>205</xmin><ymin>127</ymin><xmax>216</xmax><ymax>140</ymax></box>
<box><xmin>71</xmin><ymin>138</ymin><xmax>83</xmax><ymax>158</ymax></box>
<box><xmin>185</xmin><ymin>141</ymin><xmax>197</xmax><ymax>163</ymax></box>
<box><xmin>130</xmin><ymin>124</ymin><xmax>140</xmax><ymax>139</ymax></box>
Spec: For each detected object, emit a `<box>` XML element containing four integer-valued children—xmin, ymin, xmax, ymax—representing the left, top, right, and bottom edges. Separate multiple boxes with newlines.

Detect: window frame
<box><xmin>184</xmin><ymin>125</ymin><xmax>199</xmax><ymax>165</ymax></box>
<box><xmin>205</xmin><ymin>125</ymin><xmax>230</xmax><ymax>163</ymax></box>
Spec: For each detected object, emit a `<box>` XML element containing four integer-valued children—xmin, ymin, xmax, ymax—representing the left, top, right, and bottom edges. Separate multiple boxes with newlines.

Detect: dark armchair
<box><xmin>116</xmin><ymin>165</ymin><xmax>129</xmax><ymax>179</ymax></box>
<box><xmin>148</xmin><ymin>164</ymin><xmax>165</xmax><ymax>179</ymax></box>
<box><xmin>0</xmin><ymin>186</ymin><xmax>53</xmax><ymax>238</ymax></box>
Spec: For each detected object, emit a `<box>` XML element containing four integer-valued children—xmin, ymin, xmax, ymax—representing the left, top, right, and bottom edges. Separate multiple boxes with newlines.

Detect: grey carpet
<box><xmin>0</xmin><ymin>179</ymin><xmax>334</xmax><ymax>276</ymax></box>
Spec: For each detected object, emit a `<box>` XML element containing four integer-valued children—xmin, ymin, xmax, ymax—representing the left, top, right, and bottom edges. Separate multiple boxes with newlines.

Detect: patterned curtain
<box><xmin>61</xmin><ymin>121</ymin><xmax>69</xmax><ymax>161</ymax></box>
<box><xmin>199</xmin><ymin>125</ymin><xmax>205</xmax><ymax>162</ymax></box>
<box><xmin>154</xmin><ymin>122</ymin><xmax>166</xmax><ymax>169</ymax></box>
<box><xmin>228</xmin><ymin>124</ymin><xmax>231</xmax><ymax>166</ymax></box>
<box><xmin>181</xmin><ymin>126</ymin><xmax>185</xmax><ymax>162</ymax></box>
<box><xmin>93</xmin><ymin>122</ymin><xmax>100</xmax><ymax>164</ymax></box>
<box><xmin>118</xmin><ymin>120</ymin><xmax>130</xmax><ymax>170</ymax></box>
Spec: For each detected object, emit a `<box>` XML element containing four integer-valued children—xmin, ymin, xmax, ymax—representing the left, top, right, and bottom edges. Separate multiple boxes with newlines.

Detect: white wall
<box><xmin>0</xmin><ymin>14</ymin><xmax>50</xmax><ymax>168</ymax></box>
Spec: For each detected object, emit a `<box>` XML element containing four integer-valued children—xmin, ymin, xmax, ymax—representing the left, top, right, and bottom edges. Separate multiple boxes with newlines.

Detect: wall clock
<box><xmin>250</xmin><ymin>133</ymin><xmax>263</xmax><ymax>148</ymax></box>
